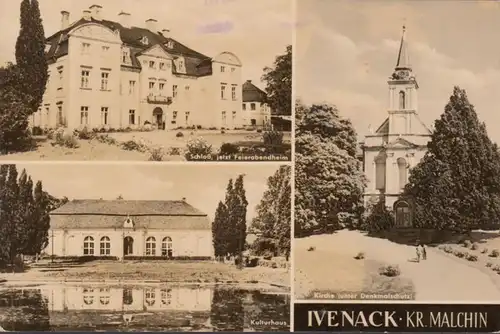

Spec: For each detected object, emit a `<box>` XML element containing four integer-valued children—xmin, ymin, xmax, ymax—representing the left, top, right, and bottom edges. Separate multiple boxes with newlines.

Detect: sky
<box><xmin>296</xmin><ymin>0</ymin><xmax>500</xmax><ymax>143</ymax></box>
<box><xmin>0</xmin><ymin>0</ymin><xmax>292</xmax><ymax>87</ymax></box>
<box><xmin>15</xmin><ymin>163</ymin><xmax>282</xmax><ymax>222</ymax></box>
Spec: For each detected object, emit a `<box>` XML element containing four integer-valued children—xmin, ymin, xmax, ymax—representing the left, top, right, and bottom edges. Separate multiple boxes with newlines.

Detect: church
<box><xmin>360</xmin><ymin>26</ymin><xmax>432</xmax><ymax>225</ymax></box>
<box><xmin>44</xmin><ymin>199</ymin><xmax>213</xmax><ymax>259</ymax></box>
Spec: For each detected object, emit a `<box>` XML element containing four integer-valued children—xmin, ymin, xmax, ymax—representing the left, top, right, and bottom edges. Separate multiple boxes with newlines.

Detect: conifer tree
<box><xmin>232</xmin><ymin>175</ymin><xmax>248</xmax><ymax>258</ymax></box>
<box><xmin>31</xmin><ymin>181</ymin><xmax>50</xmax><ymax>256</ymax></box>
<box><xmin>212</xmin><ymin>201</ymin><xmax>230</xmax><ymax>260</ymax></box>
<box><xmin>404</xmin><ymin>87</ymin><xmax>500</xmax><ymax>232</ymax></box>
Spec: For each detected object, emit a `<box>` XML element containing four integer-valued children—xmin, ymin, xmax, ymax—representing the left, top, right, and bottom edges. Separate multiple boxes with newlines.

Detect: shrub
<box><xmin>354</xmin><ymin>252</ymin><xmax>365</xmax><ymax>260</ymax></box>
<box><xmin>54</xmin><ymin>129</ymin><xmax>79</xmax><ymax>148</ymax></box>
<box><xmin>220</xmin><ymin>142</ymin><xmax>239</xmax><ymax>155</ymax></box>
<box><xmin>165</xmin><ymin>147</ymin><xmax>182</xmax><ymax>156</ymax></box>
<box><xmin>121</xmin><ymin>140</ymin><xmax>146</xmax><ymax>152</ymax></box>
<box><xmin>32</xmin><ymin>126</ymin><xmax>43</xmax><ymax>136</ymax></box>
<box><xmin>95</xmin><ymin>134</ymin><xmax>117</xmax><ymax>145</ymax></box>
<box><xmin>148</xmin><ymin>148</ymin><xmax>164</xmax><ymax>161</ymax></box>
<box><xmin>363</xmin><ymin>199</ymin><xmax>394</xmax><ymax>233</ymax></box>
<box><xmin>221</xmin><ymin>129</ymin><xmax>226</xmax><ymax>134</ymax></box>
<box><xmin>486</xmin><ymin>262</ymin><xmax>493</xmax><ymax>268</ymax></box>
<box><xmin>490</xmin><ymin>249</ymin><xmax>500</xmax><ymax>258</ymax></box>
<box><xmin>256</xmin><ymin>128</ymin><xmax>263</xmax><ymax>133</ymax></box>
<box><xmin>471</xmin><ymin>242</ymin><xmax>479</xmax><ymax>250</ymax></box>
<box><xmin>482</xmin><ymin>248</ymin><xmax>488</xmax><ymax>254</ymax></box>
<box><xmin>176</xmin><ymin>132</ymin><xmax>184</xmax><ymax>138</ymax></box>
<box><xmin>307</xmin><ymin>246</ymin><xmax>315</xmax><ymax>252</ymax></box>
<box><xmin>263</xmin><ymin>130</ymin><xmax>284</xmax><ymax>146</ymax></box>
<box><xmin>76</xmin><ymin>126</ymin><xmax>94</xmax><ymax>140</ymax></box>
<box><xmin>466</xmin><ymin>254</ymin><xmax>478</xmax><ymax>262</ymax></box>
<box><xmin>454</xmin><ymin>250</ymin><xmax>465</xmax><ymax>258</ymax></box>
<box><xmin>379</xmin><ymin>265</ymin><xmax>400</xmax><ymax>277</ymax></box>
<box><xmin>123</xmin><ymin>256</ymin><xmax>212</xmax><ymax>261</ymax></box>
<box><xmin>492</xmin><ymin>265</ymin><xmax>500</xmax><ymax>272</ymax></box>
<box><xmin>462</xmin><ymin>240</ymin><xmax>472</xmax><ymax>248</ymax></box>
<box><xmin>442</xmin><ymin>246</ymin><xmax>453</xmax><ymax>254</ymax></box>
<box><xmin>185</xmin><ymin>138</ymin><xmax>213</xmax><ymax>159</ymax></box>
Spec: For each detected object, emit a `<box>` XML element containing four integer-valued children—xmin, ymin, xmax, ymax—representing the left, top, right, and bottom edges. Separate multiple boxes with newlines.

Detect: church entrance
<box><xmin>153</xmin><ymin>107</ymin><xmax>165</xmax><ymax>130</ymax></box>
<box><xmin>124</xmin><ymin>236</ymin><xmax>134</xmax><ymax>256</ymax></box>
<box><xmin>394</xmin><ymin>200</ymin><xmax>412</xmax><ymax>228</ymax></box>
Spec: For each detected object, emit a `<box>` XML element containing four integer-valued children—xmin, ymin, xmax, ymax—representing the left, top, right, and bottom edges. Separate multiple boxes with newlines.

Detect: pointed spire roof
<box><xmin>395</xmin><ymin>25</ymin><xmax>410</xmax><ymax>70</ymax></box>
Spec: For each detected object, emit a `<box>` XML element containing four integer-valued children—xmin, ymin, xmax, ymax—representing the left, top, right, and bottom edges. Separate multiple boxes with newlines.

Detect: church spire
<box><xmin>395</xmin><ymin>25</ymin><xmax>410</xmax><ymax>70</ymax></box>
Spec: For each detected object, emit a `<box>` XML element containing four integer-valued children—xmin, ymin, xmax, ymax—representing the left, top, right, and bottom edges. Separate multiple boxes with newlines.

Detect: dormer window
<box><xmin>166</xmin><ymin>41</ymin><xmax>174</xmax><ymax>49</ymax></box>
<box><xmin>141</xmin><ymin>36</ymin><xmax>149</xmax><ymax>45</ymax></box>
<box><xmin>175</xmin><ymin>58</ymin><xmax>185</xmax><ymax>73</ymax></box>
<box><xmin>123</xmin><ymin>217</ymin><xmax>134</xmax><ymax>228</ymax></box>
<box><xmin>45</xmin><ymin>43</ymin><xmax>51</xmax><ymax>53</ymax></box>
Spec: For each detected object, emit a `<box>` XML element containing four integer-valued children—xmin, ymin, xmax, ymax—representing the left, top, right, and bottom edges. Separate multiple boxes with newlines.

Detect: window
<box><xmin>231</xmin><ymin>67</ymin><xmax>235</xmax><ymax>73</ymax></box>
<box><xmin>149</xmin><ymin>81</ymin><xmax>155</xmax><ymax>91</ymax></box>
<box><xmin>141</xmin><ymin>36</ymin><xmax>149</xmax><ymax>45</ymax></box>
<box><xmin>221</xmin><ymin>66</ymin><xmax>225</xmax><ymax>73</ymax></box>
<box><xmin>177</xmin><ymin>60</ymin><xmax>184</xmax><ymax>72</ymax></box>
<box><xmin>397</xmin><ymin>158</ymin><xmax>408</xmax><ymax>190</ymax></box>
<box><xmin>232</xmin><ymin>111</ymin><xmax>236</xmax><ymax>122</ymax></box>
<box><xmin>160</xmin><ymin>62</ymin><xmax>165</xmax><ymax>70</ymax></box>
<box><xmin>99</xmin><ymin>236</ymin><xmax>110</xmax><ymax>255</ymax></box>
<box><xmin>220</xmin><ymin>84</ymin><xmax>227</xmax><ymax>100</ymax></box>
<box><xmin>172</xmin><ymin>85</ymin><xmax>178</xmax><ymax>98</ymax></box>
<box><xmin>395</xmin><ymin>201</ymin><xmax>411</xmax><ymax>228</ymax></box>
<box><xmin>221</xmin><ymin>111</ymin><xmax>227</xmax><ymax>125</ymax></box>
<box><xmin>81</xmin><ymin>42</ymin><xmax>90</xmax><ymax>54</ymax></box>
<box><xmin>122</xmin><ymin>50</ymin><xmax>129</xmax><ymax>63</ymax></box>
<box><xmin>399</xmin><ymin>91</ymin><xmax>406</xmax><ymax>109</ymax></box>
<box><xmin>57</xmin><ymin>105</ymin><xmax>64</xmax><ymax>126</ymax></box>
<box><xmin>146</xmin><ymin>237</ymin><xmax>156</xmax><ymax>256</ymax></box>
<box><xmin>80</xmin><ymin>70</ymin><xmax>90</xmax><ymax>88</ymax></box>
<box><xmin>83</xmin><ymin>288</ymin><xmax>94</xmax><ymax>305</ymax></box>
<box><xmin>250</xmin><ymin>103</ymin><xmax>256</xmax><ymax>111</ymax></box>
<box><xmin>80</xmin><ymin>106</ymin><xmax>89</xmax><ymax>125</ymax></box>
<box><xmin>159</xmin><ymin>83</ymin><xmax>165</xmax><ymax>91</ymax></box>
<box><xmin>185</xmin><ymin>85</ymin><xmax>190</xmax><ymax>91</ymax></box>
<box><xmin>58</xmin><ymin>69</ymin><xmax>63</xmax><ymax>89</ymax></box>
<box><xmin>172</xmin><ymin>111</ymin><xmax>178</xmax><ymax>124</ymax></box>
<box><xmin>129</xmin><ymin>80</ymin><xmax>136</xmax><ymax>95</ymax></box>
<box><xmin>231</xmin><ymin>86</ymin><xmax>237</xmax><ymax>100</ymax></box>
<box><xmin>101</xmin><ymin>72</ymin><xmax>109</xmax><ymax>90</ymax></box>
<box><xmin>185</xmin><ymin>111</ymin><xmax>190</xmax><ymax>125</ymax></box>
<box><xmin>242</xmin><ymin>103</ymin><xmax>246</xmax><ymax>111</ymax></box>
<box><xmin>83</xmin><ymin>236</ymin><xmax>94</xmax><ymax>255</ymax></box>
<box><xmin>101</xmin><ymin>107</ymin><xmax>108</xmax><ymax>125</ymax></box>
<box><xmin>162</xmin><ymin>237</ymin><xmax>173</xmax><ymax>257</ymax></box>
<box><xmin>101</xmin><ymin>46</ymin><xmax>109</xmax><ymax>53</ymax></box>
<box><xmin>123</xmin><ymin>289</ymin><xmax>133</xmax><ymax>305</ymax></box>
<box><xmin>145</xmin><ymin>288</ymin><xmax>155</xmax><ymax>306</ymax></box>
<box><xmin>161</xmin><ymin>288</ymin><xmax>172</xmax><ymax>305</ymax></box>
<box><xmin>129</xmin><ymin>110</ymin><xmax>135</xmax><ymax>125</ymax></box>
<box><xmin>375</xmin><ymin>156</ymin><xmax>386</xmax><ymax>191</ymax></box>
<box><xmin>149</xmin><ymin>60</ymin><xmax>156</xmax><ymax>69</ymax></box>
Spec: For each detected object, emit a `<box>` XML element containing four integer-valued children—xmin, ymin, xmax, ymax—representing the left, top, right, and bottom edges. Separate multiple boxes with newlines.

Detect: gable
<box><xmin>384</xmin><ymin>137</ymin><xmax>418</xmax><ymax>149</ymax></box>
<box><xmin>69</xmin><ymin>23</ymin><xmax>121</xmax><ymax>44</ymax></box>
<box><xmin>212</xmin><ymin>52</ymin><xmax>242</xmax><ymax>66</ymax></box>
<box><xmin>138</xmin><ymin>44</ymin><xmax>173</xmax><ymax>60</ymax></box>
<box><xmin>375</xmin><ymin>117</ymin><xmax>389</xmax><ymax>134</ymax></box>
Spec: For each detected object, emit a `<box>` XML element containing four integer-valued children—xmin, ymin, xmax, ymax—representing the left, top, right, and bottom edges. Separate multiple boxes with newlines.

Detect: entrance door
<box><xmin>394</xmin><ymin>201</ymin><xmax>411</xmax><ymax>228</ymax></box>
<box><xmin>123</xmin><ymin>236</ymin><xmax>134</xmax><ymax>256</ymax></box>
<box><xmin>153</xmin><ymin>107</ymin><xmax>164</xmax><ymax>130</ymax></box>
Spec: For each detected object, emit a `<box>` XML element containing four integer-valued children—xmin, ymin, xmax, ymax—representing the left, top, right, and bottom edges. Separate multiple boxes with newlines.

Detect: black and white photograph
<box><xmin>0</xmin><ymin>0</ymin><xmax>292</xmax><ymax>162</ymax></box>
<box><xmin>294</xmin><ymin>0</ymin><xmax>500</xmax><ymax>302</ymax></box>
<box><xmin>0</xmin><ymin>163</ymin><xmax>290</xmax><ymax>331</ymax></box>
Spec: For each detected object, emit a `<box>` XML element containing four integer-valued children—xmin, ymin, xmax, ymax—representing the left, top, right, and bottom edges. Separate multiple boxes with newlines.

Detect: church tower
<box><xmin>387</xmin><ymin>26</ymin><xmax>419</xmax><ymax>135</ymax></box>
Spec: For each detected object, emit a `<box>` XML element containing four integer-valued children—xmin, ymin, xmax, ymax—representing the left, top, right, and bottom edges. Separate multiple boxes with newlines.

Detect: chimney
<box><xmin>146</xmin><ymin>18</ymin><xmax>158</xmax><ymax>32</ymax></box>
<box><xmin>89</xmin><ymin>4</ymin><xmax>102</xmax><ymax>21</ymax></box>
<box><xmin>82</xmin><ymin>10</ymin><xmax>91</xmax><ymax>21</ymax></box>
<box><xmin>246</xmin><ymin>80</ymin><xmax>252</xmax><ymax>83</ymax></box>
<box><xmin>182</xmin><ymin>197</ymin><xmax>186</xmax><ymax>202</ymax></box>
<box><xmin>161</xmin><ymin>29</ymin><xmax>170</xmax><ymax>39</ymax></box>
<box><xmin>118</xmin><ymin>11</ymin><xmax>131</xmax><ymax>28</ymax></box>
<box><xmin>61</xmin><ymin>11</ymin><xmax>70</xmax><ymax>30</ymax></box>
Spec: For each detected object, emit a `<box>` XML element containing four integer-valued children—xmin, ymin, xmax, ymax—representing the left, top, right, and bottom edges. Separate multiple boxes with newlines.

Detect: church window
<box><xmin>375</xmin><ymin>157</ymin><xmax>386</xmax><ymax>191</ymax></box>
<box><xmin>83</xmin><ymin>236</ymin><xmax>94</xmax><ymax>255</ymax></box>
<box><xmin>399</xmin><ymin>91</ymin><xmax>406</xmax><ymax>109</ymax></box>
<box><xmin>146</xmin><ymin>236</ymin><xmax>156</xmax><ymax>256</ymax></box>
<box><xmin>162</xmin><ymin>237</ymin><xmax>173</xmax><ymax>257</ymax></box>
<box><xmin>100</xmin><ymin>236</ymin><xmax>111</xmax><ymax>255</ymax></box>
<box><xmin>397</xmin><ymin>157</ymin><xmax>408</xmax><ymax>190</ymax></box>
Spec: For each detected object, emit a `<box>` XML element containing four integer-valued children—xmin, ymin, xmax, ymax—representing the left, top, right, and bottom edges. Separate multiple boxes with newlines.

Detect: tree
<box><xmin>250</xmin><ymin>166</ymin><xmax>291</xmax><ymax>259</ymax></box>
<box><xmin>261</xmin><ymin>45</ymin><xmax>291</xmax><ymax>116</ymax></box>
<box><xmin>232</xmin><ymin>175</ymin><xmax>248</xmax><ymax>260</ymax></box>
<box><xmin>17</xmin><ymin>170</ymin><xmax>34</xmax><ymax>255</ymax></box>
<box><xmin>295</xmin><ymin>102</ymin><xmax>366</xmax><ymax>237</ymax></box>
<box><xmin>15</xmin><ymin>0</ymin><xmax>48</xmax><ymax>112</ymax></box>
<box><xmin>29</xmin><ymin>181</ymin><xmax>51</xmax><ymax>256</ymax></box>
<box><xmin>212</xmin><ymin>201</ymin><xmax>230</xmax><ymax>260</ymax></box>
<box><xmin>403</xmin><ymin>87</ymin><xmax>500</xmax><ymax>232</ymax></box>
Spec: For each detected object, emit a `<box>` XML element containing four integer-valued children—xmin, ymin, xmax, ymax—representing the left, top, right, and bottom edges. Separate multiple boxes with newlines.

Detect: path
<box><xmin>299</xmin><ymin>230</ymin><xmax>500</xmax><ymax>301</ymax></box>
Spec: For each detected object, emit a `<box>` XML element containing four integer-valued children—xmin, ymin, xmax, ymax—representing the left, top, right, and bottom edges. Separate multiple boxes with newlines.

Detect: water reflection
<box><xmin>0</xmin><ymin>285</ymin><xmax>289</xmax><ymax>331</ymax></box>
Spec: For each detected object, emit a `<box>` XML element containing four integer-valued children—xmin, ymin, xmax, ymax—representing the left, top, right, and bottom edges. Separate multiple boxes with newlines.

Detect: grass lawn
<box><xmin>0</xmin><ymin>260</ymin><xmax>290</xmax><ymax>289</ymax></box>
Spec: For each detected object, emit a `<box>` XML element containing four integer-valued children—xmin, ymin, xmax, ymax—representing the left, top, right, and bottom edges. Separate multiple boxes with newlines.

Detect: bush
<box><xmin>185</xmin><ymin>138</ymin><xmax>213</xmax><ymax>159</ymax></box>
<box><xmin>165</xmin><ymin>147</ymin><xmax>182</xmax><ymax>156</ymax></box>
<box><xmin>32</xmin><ymin>126</ymin><xmax>43</xmax><ymax>136</ymax></box>
<box><xmin>486</xmin><ymin>262</ymin><xmax>493</xmax><ymax>268</ymax></box>
<box><xmin>379</xmin><ymin>265</ymin><xmax>400</xmax><ymax>277</ymax></box>
<box><xmin>263</xmin><ymin>130</ymin><xmax>284</xmax><ymax>146</ymax></box>
<box><xmin>466</xmin><ymin>253</ymin><xmax>478</xmax><ymax>262</ymax></box>
<box><xmin>492</xmin><ymin>265</ymin><xmax>500</xmax><ymax>272</ymax></box>
<box><xmin>76</xmin><ymin>126</ymin><xmax>94</xmax><ymax>140</ymax></box>
<box><xmin>454</xmin><ymin>250</ymin><xmax>465</xmax><ymax>258</ymax></box>
<box><xmin>256</xmin><ymin>129</ymin><xmax>263</xmax><ymax>133</ymax></box>
<box><xmin>462</xmin><ymin>240</ymin><xmax>472</xmax><ymax>248</ymax></box>
<box><xmin>354</xmin><ymin>252</ymin><xmax>365</xmax><ymax>260</ymax></box>
<box><xmin>95</xmin><ymin>134</ymin><xmax>117</xmax><ymax>145</ymax></box>
<box><xmin>482</xmin><ymin>248</ymin><xmax>488</xmax><ymax>254</ymax></box>
<box><xmin>54</xmin><ymin>129</ymin><xmax>79</xmax><ymax>148</ymax></box>
<box><xmin>490</xmin><ymin>249</ymin><xmax>500</xmax><ymax>258</ymax></box>
<box><xmin>471</xmin><ymin>242</ymin><xmax>479</xmax><ymax>250</ymax></box>
<box><xmin>121</xmin><ymin>140</ymin><xmax>146</xmax><ymax>152</ymax></box>
<box><xmin>123</xmin><ymin>256</ymin><xmax>212</xmax><ymax>261</ymax></box>
<box><xmin>363</xmin><ymin>199</ymin><xmax>394</xmax><ymax>233</ymax></box>
<box><xmin>148</xmin><ymin>148</ymin><xmax>164</xmax><ymax>161</ymax></box>
<box><xmin>307</xmin><ymin>246</ymin><xmax>315</xmax><ymax>252</ymax></box>
<box><xmin>220</xmin><ymin>142</ymin><xmax>239</xmax><ymax>155</ymax></box>
<box><xmin>442</xmin><ymin>246</ymin><xmax>453</xmax><ymax>253</ymax></box>
<box><xmin>176</xmin><ymin>132</ymin><xmax>184</xmax><ymax>138</ymax></box>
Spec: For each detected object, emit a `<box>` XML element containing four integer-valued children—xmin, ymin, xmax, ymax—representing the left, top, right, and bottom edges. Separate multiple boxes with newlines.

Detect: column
<box><xmin>385</xmin><ymin>152</ymin><xmax>395</xmax><ymax>194</ymax></box>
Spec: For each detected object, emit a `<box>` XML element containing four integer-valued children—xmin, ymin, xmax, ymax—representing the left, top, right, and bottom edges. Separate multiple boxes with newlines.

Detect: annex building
<box><xmin>44</xmin><ymin>199</ymin><xmax>213</xmax><ymax>259</ymax></box>
<box><xmin>31</xmin><ymin>4</ymin><xmax>266</xmax><ymax>131</ymax></box>
<box><xmin>361</xmin><ymin>26</ymin><xmax>432</xmax><ymax>224</ymax></box>
<box><xmin>242</xmin><ymin>80</ymin><xmax>271</xmax><ymax>128</ymax></box>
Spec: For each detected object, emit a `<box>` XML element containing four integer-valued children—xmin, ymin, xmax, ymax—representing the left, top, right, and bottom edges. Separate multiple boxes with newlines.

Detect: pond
<box><xmin>0</xmin><ymin>284</ymin><xmax>289</xmax><ymax>331</ymax></box>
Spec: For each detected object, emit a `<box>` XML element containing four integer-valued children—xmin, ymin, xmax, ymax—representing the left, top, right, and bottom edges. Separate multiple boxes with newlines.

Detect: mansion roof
<box><xmin>50</xmin><ymin>199</ymin><xmax>210</xmax><ymax>230</ymax></box>
<box><xmin>45</xmin><ymin>18</ymin><xmax>212</xmax><ymax>77</ymax></box>
<box><xmin>242</xmin><ymin>80</ymin><xmax>267</xmax><ymax>103</ymax></box>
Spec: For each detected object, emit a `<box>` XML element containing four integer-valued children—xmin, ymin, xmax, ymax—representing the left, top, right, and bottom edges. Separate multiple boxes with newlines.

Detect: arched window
<box><xmin>124</xmin><ymin>236</ymin><xmax>134</xmax><ymax>256</ymax></box>
<box><xmin>397</xmin><ymin>158</ymin><xmax>408</xmax><ymax>190</ymax></box>
<box><xmin>83</xmin><ymin>288</ymin><xmax>94</xmax><ymax>305</ymax></box>
<box><xmin>145</xmin><ymin>288</ymin><xmax>156</xmax><ymax>306</ymax></box>
<box><xmin>399</xmin><ymin>91</ymin><xmax>406</xmax><ymax>109</ymax></box>
<box><xmin>100</xmin><ymin>236</ymin><xmax>111</xmax><ymax>256</ymax></box>
<box><xmin>99</xmin><ymin>288</ymin><xmax>110</xmax><ymax>305</ymax></box>
<box><xmin>162</xmin><ymin>237</ymin><xmax>173</xmax><ymax>257</ymax></box>
<box><xmin>394</xmin><ymin>200</ymin><xmax>412</xmax><ymax>228</ymax></box>
<box><xmin>123</xmin><ymin>289</ymin><xmax>133</xmax><ymax>305</ymax></box>
<box><xmin>146</xmin><ymin>237</ymin><xmax>156</xmax><ymax>256</ymax></box>
<box><xmin>83</xmin><ymin>236</ymin><xmax>94</xmax><ymax>255</ymax></box>
<box><xmin>375</xmin><ymin>156</ymin><xmax>386</xmax><ymax>191</ymax></box>
<box><xmin>161</xmin><ymin>288</ymin><xmax>172</xmax><ymax>306</ymax></box>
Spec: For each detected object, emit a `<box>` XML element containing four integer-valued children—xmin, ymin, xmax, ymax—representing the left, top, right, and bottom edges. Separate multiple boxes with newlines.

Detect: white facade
<box><xmin>32</xmin><ymin>7</ymin><xmax>244</xmax><ymax>130</ymax></box>
<box><xmin>361</xmin><ymin>27</ymin><xmax>432</xmax><ymax>209</ymax></box>
<box><xmin>242</xmin><ymin>101</ymin><xmax>271</xmax><ymax>128</ymax></box>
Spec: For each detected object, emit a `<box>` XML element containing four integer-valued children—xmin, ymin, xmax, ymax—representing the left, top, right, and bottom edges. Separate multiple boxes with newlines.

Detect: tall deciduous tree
<box><xmin>30</xmin><ymin>181</ymin><xmax>51</xmax><ymax>256</ymax></box>
<box><xmin>403</xmin><ymin>87</ymin><xmax>500</xmax><ymax>232</ymax></box>
<box><xmin>261</xmin><ymin>45</ymin><xmax>292</xmax><ymax>116</ymax></box>
<box><xmin>295</xmin><ymin>102</ymin><xmax>366</xmax><ymax>237</ymax></box>
<box><xmin>15</xmin><ymin>0</ymin><xmax>48</xmax><ymax>112</ymax></box>
<box><xmin>250</xmin><ymin>166</ymin><xmax>291</xmax><ymax>259</ymax></box>
<box><xmin>232</xmin><ymin>175</ymin><xmax>248</xmax><ymax>258</ymax></box>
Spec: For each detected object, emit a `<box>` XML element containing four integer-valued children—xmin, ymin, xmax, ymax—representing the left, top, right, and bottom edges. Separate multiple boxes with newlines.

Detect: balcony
<box><xmin>147</xmin><ymin>95</ymin><xmax>172</xmax><ymax>105</ymax></box>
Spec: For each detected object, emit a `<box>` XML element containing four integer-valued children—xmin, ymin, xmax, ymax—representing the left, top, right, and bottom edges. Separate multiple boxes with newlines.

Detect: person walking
<box><xmin>416</xmin><ymin>245</ymin><xmax>421</xmax><ymax>263</ymax></box>
<box><xmin>421</xmin><ymin>244</ymin><xmax>427</xmax><ymax>260</ymax></box>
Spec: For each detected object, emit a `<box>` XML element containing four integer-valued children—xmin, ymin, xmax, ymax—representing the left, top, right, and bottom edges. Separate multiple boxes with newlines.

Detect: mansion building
<box><xmin>44</xmin><ymin>199</ymin><xmax>213</xmax><ymax>259</ymax></box>
<box><xmin>361</xmin><ymin>26</ymin><xmax>432</xmax><ymax>217</ymax></box>
<box><xmin>32</xmin><ymin>4</ymin><xmax>258</xmax><ymax>130</ymax></box>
